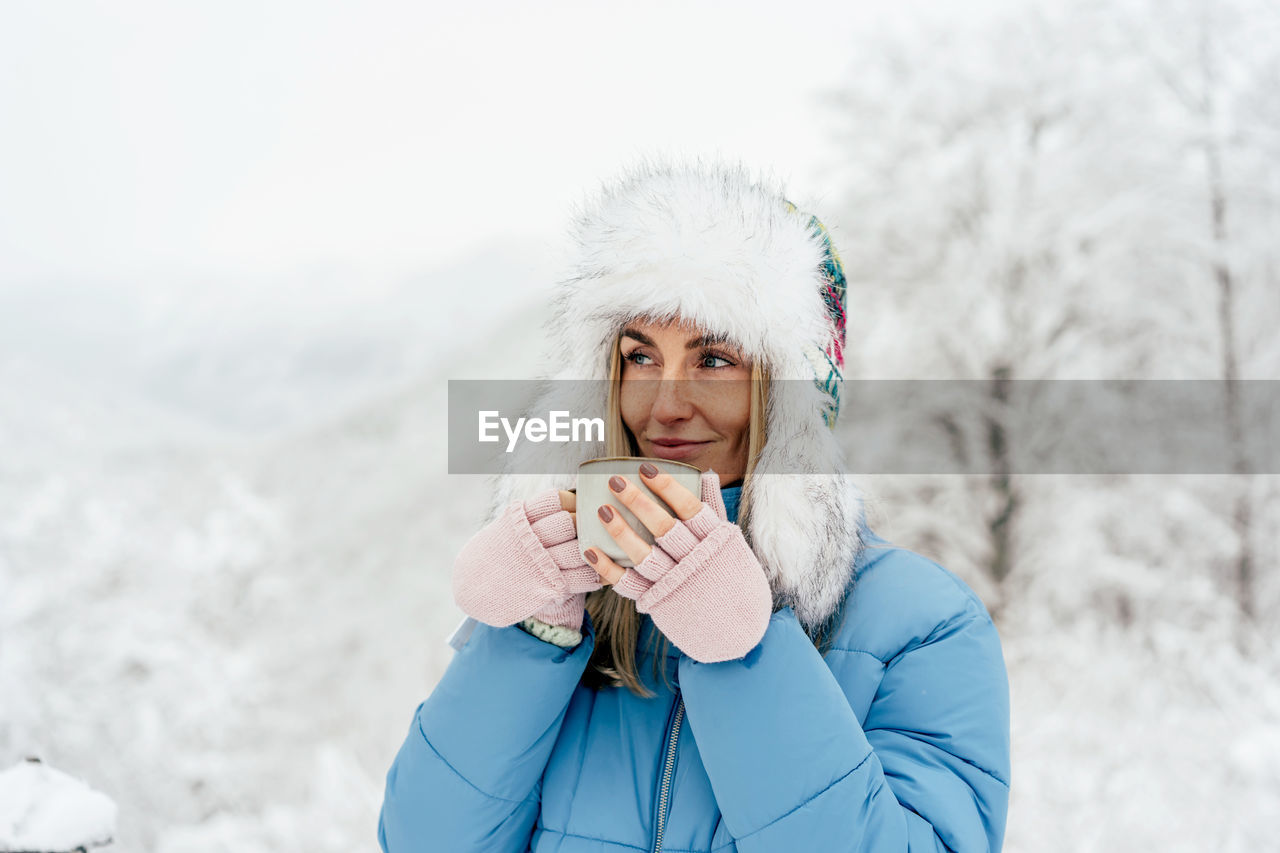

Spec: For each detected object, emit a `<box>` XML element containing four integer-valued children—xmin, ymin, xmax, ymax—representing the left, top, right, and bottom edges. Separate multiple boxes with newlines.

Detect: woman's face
<box><xmin>618</xmin><ymin>317</ymin><xmax>753</xmax><ymax>487</ymax></box>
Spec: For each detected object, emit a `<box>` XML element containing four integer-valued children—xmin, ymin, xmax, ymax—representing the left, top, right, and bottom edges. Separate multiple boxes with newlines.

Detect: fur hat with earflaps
<box><xmin>486</xmin><ymin>155</ymin><xmax>866</xmax><ymax>638</ymax></box>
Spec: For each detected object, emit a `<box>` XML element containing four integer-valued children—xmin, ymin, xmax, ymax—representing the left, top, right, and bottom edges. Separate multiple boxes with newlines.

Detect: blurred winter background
<box><xmin>2</xmin><ymin>0</ymin><xmax>1278</xmax><ymax>849</ymax></box>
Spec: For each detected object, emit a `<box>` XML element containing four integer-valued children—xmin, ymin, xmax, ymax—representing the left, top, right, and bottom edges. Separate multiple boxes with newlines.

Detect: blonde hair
<box><xmin>582</xmin><ymin>327</ymin><xmax>770</xmax><ymax>696</ymax></box>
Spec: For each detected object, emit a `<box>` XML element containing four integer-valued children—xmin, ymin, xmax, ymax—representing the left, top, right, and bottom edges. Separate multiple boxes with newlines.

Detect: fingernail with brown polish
<box><xmin>639</xmin><ymin>462</ymin><xmax>658</xmax><ymax>478</ymax></box>
<box><xmin>609</xmin><ymin>475</ymin><xmax>626</xmax><ymax>493</ymax></box>
<box><xmin>584</xmin><ymin>549</ymin><xmax>598</xmax><ymax>564</ymax></box>
<box><xmin>598</xmin><ymin>505</ymin><xmax>614</xmax><ymax>522</ymax></box>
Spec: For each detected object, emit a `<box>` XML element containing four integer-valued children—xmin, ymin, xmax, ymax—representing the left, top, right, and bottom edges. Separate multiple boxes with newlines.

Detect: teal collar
<box><xmin>721</xmin><ymin>484</ymin><xmax>742</xmax><ymax>525</ymax></box>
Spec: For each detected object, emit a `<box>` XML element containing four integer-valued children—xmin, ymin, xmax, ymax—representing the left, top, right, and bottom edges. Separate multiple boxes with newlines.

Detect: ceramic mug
<box><xmin>576</xmin><ymin>456</ymin><xmax>703</xmax><ymax>568</ymax></box>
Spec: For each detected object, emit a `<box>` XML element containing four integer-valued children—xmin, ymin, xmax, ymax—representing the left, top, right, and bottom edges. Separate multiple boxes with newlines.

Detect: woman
<box><xmin>378</xmin><ymin>158</ymin><xmax>1011</xmax><ymax>852</ymax></box>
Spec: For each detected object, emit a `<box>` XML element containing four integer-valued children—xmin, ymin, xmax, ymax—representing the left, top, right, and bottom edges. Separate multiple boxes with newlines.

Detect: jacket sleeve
<box><xmin>378</xmin><ymin>613</ymin><xmax>596</xmax><ymax>852</ymax></box>
<box><xmin>676</xmin><ymin>605</ymin><xmax>1010</xmax><ymax>852</ymax></box>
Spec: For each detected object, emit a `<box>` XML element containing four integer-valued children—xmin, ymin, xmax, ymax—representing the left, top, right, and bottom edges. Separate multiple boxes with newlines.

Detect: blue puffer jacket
<box><xmin>379</xmin><ymin>492</ymin><xmax>1011</xmax><ymax>852</ymax></box>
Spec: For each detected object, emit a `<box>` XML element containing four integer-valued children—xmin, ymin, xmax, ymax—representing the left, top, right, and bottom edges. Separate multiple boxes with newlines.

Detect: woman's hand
<box><xmin>585</xmin><ymin>468</ymin><xmax>773</xmax><ymax>663</ymax></box>
<box><xmin>451</xmin><ymin>487</ymin><xmax>602</xmax><ymax>633</ymax></box>
<box><xmin>557</xmin><ymin>489</ymin><xmax>579</xmax><ymax>537</ymax></box>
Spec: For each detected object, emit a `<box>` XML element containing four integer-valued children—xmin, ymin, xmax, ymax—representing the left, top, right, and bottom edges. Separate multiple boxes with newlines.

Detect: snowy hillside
<box><xmin>0</xmin><ymin>254</ymin><xmax>560</xmax><ymax>850</ymax></box>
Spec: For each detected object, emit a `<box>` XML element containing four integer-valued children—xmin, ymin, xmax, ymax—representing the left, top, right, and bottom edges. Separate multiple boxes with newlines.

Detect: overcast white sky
<box><xmin>0</xmin><ymin>0</ymin><xmax>924</xmax><ymax>290</ymax></box>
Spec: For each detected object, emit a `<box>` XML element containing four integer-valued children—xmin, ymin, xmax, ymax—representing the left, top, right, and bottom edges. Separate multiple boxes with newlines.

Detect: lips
<box><xmin>647</xmin><ymin>438</ymin><xmax>711</xmax><ymax>461</ymax></box>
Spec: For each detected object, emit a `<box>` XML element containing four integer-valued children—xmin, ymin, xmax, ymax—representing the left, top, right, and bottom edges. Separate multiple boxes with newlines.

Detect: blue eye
<box><xmin>623</xmin><ymin>350</ymin><xmax>737</xmax><ymax>369</ymax></box>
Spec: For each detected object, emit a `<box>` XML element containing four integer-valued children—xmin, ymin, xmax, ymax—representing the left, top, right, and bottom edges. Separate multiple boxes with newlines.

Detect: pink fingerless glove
<box><xmin>452</xmin><ymin>488</ymin><xmax>603</xmax><ymax>633</ymax></box>
<box><xmin>611</xmin><ymin>470</ymin><xmax>774</xmax><ymax>663</ymax></box>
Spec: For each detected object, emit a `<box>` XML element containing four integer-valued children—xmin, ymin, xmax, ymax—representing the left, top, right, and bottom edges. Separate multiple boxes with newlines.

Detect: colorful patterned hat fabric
<box><xmin>783</xmin><ymin>199</ymin><xmax>848</xmax><ymax>429</ymax></box>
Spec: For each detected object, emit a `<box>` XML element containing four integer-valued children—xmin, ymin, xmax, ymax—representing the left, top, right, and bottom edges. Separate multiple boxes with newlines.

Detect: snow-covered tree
<box><xmin>822</xmin><ymin>0</ymin><xmax>1278</xmax><ymax>625</ymax></box>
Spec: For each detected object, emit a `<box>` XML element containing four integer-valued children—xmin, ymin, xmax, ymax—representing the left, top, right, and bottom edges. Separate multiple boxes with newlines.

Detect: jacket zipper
<box><xmin>651</xmin><ymin>691</ymin><xmax>684</xmax><ymax>853</ymax></box>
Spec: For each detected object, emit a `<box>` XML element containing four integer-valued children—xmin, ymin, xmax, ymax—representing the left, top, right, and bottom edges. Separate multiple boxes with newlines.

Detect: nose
<box><xmin>649</xmin><ymin>369</ymin><xmax>695</xmax><ymax>423</ymax></box>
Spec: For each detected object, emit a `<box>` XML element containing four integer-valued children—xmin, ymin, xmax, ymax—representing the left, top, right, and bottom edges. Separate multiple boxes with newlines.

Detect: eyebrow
<box><xmin>621</xmin><ymin>327</ymin><xmax>736</xmax><ymax>351</ymax></box>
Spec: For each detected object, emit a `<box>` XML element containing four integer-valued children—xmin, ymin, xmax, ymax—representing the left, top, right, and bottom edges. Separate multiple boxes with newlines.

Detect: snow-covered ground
<box><xmin>0</xmin><ymin>759</ymin><xmax>117</xmax><ymax>851</ymax></box>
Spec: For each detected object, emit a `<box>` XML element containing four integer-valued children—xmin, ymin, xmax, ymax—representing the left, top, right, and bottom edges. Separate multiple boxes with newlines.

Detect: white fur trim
<box><xmin>518</xmin><ymin>617</ymin><xmax>583</xmax><ymax>648</ymax></box>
